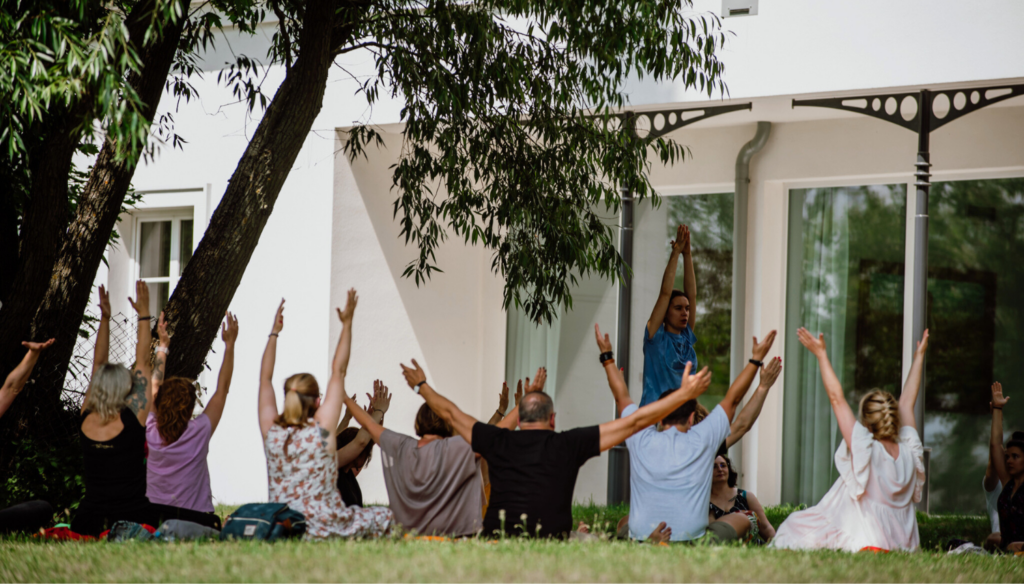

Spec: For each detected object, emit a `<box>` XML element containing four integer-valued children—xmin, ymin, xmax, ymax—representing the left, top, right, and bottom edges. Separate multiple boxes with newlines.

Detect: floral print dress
<box><xmin>265</xmin><ymin>420</ymin><xmax>392</xmax><ymax>540</ymax></box>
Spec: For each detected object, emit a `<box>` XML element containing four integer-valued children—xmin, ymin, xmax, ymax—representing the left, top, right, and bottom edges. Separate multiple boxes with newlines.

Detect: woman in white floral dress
<box><xmin>258</xmin><ymin>291</ymin><xmax>392</xmax><ymax>540</ymax></box>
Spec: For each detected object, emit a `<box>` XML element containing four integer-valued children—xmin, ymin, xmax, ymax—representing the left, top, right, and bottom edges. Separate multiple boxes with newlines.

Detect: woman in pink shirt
<box><xmin>145</xmin><ymin>312</ymin><xmax>238</xmax><ymax>530</ymax></box>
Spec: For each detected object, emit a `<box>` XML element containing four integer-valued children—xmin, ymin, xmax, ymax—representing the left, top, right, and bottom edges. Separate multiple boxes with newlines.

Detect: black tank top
<box><xmin>79</xmin><ymin>408</ymin><xmax>150</xmax><ymax>514</ymax></box>
<box><xmin>709</xmin><ymin>488</ymin><xmax>750</xmax><ymax>519</ymax></box>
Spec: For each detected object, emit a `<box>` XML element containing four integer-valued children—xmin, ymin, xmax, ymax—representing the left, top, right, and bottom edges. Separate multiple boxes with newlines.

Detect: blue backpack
<box><xmin>220</xmin><ymin>503</ymin><xmax>306</xmax><ymax>541</ymax></box>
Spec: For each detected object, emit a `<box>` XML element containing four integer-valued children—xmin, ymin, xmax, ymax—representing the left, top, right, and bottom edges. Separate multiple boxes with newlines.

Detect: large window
<box><xmin>135</xmin><ymin>213</ymin><xmax>194</xmax><ymax>316</ymax></box>
<box><xmin>781</xmin><ymin>184</ymin><xmax>907</xmax><ymax>506</ymax></box>
<box><xmin>924</xmin><ymin>177</ymin><xmax>1024</xmax><ymax>514</ymax></box>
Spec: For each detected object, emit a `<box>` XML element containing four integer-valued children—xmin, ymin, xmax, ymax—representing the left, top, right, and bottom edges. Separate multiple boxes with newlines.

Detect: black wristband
<box><xmin>415</xmin><ymin>380</ymin><xmax>427</xmax><ymax>389</ymax></box>
<box><xmin>138</xmin><ymin>316</ymin><xmax>153</xmax><ymax>321</ymax></box>
<box><xmin>599</xmin><ymin>351</ymin><xmax>614</xmax><ymax>364</ymax></box>
<box><xmin>993</xmin><ymin>406</ymin><xmax>1003</xmax><ymax>410</ymax></box>
<box><xmin>749</xmin><ymin>358</ymin><xmax>764</xmax><ymax>367</ymax></box>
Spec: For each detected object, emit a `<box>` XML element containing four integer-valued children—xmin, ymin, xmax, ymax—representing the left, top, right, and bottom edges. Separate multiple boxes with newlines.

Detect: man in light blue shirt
<box><xmin>599</xmin><ymin>323</ymin><xmax>778</xmax><ymax>542</ymax></box>
<box><xmin>641</xmin><ymin>225</ymin><xmax>698</xmax><ymax>406</ymax></box>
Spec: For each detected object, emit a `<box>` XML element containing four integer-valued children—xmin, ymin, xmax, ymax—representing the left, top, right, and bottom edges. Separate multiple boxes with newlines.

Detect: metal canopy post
<box><xmin>606</xmin><ymin>102</ymin><xmax>752</xmax><ymax>506</ymax></box>
<box><xmin>792</xmin><ymin>83</ymin><xmax>1024</xmax><ymax>510</ymax></box>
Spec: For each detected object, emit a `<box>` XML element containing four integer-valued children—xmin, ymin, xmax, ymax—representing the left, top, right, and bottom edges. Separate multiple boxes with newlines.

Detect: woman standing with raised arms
<box><xmin>770</xmin><ymin>328</ymin><xmax>928</xmax><ymax>552</ymax></box>
<box><xmin>257</xmin><ymin>290</ymin><xmax>392</xmax><ymax>540</ymax></box>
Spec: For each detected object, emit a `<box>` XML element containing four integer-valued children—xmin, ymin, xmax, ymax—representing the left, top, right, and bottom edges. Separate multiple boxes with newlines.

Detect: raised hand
<box><xmin>401</xmin><ymin>359</ymin><xmax>427</xmax><ymax>389</ymax></box>
<box><xmin>670</xmin><ymin>224</ymin><xmax>687</xmax><ymax>255</ymax></box>
<box><xmin>759</xmin><ymin>356</ymin><xmax>783</xmax><ymax>389</ymax></box>
<box><xmin>127</xmin><ymin>280</ymin><xmax>151</xmax><ymax>317</ymax></box>
<box><xmin>156</xmin><ymin>311</ymin><xmax>170</xmax><ymax>347</ymax></box>
<box><xmin>368</xmin><ymin>379</ymin><xmax>392</xmax><ymax>414</ymax></box>
<box><xmin>525</xmin><ymin>367</ymin><xmax>547</xmax><ymax>393</ymax></box>
<box><xmin>514</xmin><ymin>379</ymin><xmax>524</xmax><ymax>406</ymax></box>
<box><xmin>796</xmin><ymin>327</ymin><xmax>827</xmax><ymax>357</ymax></box>
<box><xmin>98</xmin><ymin>285</ymin><xmax>111</xmax><ymax>320</ymax></box>
<box><xmin>680</xmin><ymin>362</ymin><xmax>712</xmax><ymax>397</ymax></box>
<box><xmin>271</xmin><ymin>299</ymin><xmax>285</xmax><ymax>335</ymax></box>
<box><xmin>222</xmin><ymin>311</ymin><xmax>239</xmax><ymax>344</ymax></box>
<box><xmin>915</xmin><ymin>328</ymin><xmax>930</xmax><ymax>357</ymax></box>
<box><xmin>21</xmin><ymin>338</ymin><xmax>55</xmax><ymax>352</ymax></box>
<box><xmin>992</xmin><ymin>382</ymin><xmax>1010</xmax><ymax>409</ymax></box>
<box><xmin>336</xmin><ymin>288</ymin><xmax>358</xmax><ymax>323</ymax></box>
<box><xmin>595</xmin><ymin>324</ymin><xmax>612</xmax><ymax>353</ymax></box>
<box><xmin>498</xmin><ymin>382</ymin><xmax>510</xmax><ymax>414</ymax></box>
<box><xmin>680</xmin><ymin>224</ymin><xmax>691</xmax><ymax>256</ymax></box>
<box><xmin>751</xmin><ymin>330</ymin><xmax>777</xmax><ymax>361</ymax></box>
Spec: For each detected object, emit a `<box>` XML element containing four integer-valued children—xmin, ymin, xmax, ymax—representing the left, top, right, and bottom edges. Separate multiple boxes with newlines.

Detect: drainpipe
<box><xmin>729</xmin><ymin>121</ymin><xmax>771</xmax><ymax>476</ymax></box>
<box><xmin>608</xmin><ymin>185</ymin><xmax>633</xmax><ymax>506</ymax></box>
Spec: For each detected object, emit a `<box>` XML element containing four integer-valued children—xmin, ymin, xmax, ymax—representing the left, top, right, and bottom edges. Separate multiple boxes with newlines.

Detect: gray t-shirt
<box><xmin>378</xmin><ymin>430</ymin><xmax>483</xmax><ymax>536</ymax></box>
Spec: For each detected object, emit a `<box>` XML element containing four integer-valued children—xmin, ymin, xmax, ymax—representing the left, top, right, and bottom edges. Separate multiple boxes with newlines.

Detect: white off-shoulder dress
<box><xmin>770</xmin><ymin>422</ymin><xmax>925</xmax><ymax>552</ymax></box>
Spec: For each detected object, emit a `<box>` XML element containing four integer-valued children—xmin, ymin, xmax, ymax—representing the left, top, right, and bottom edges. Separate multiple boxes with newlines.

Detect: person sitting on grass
<box><xmin>71</xmin><ymin>282</ymin><xmax>161</xmax><ymax>536</ymax></box>
<box><xmin>599</xmin><ymin>323</ymin><xmax>777</xmax><ymax>543</ymax></box>
<box><xmin>709</xmin><ymin>454</ymin><xmax>775</xmax><ymax>543</ymax></box>
<box><xmin>343</xmin><ymin>376</ymin><xmax>523</xmax><ymax>537</ymax></box>
<box><xmin>398</xmin><ymin>349</ymin><xmax>711</xmax><ymax>539</ymax></box>
<box><xmin>143</xmin><ymin>312</ymin><xmax>238</xmax><ymax>530</ymax></box>
<box><xmin>334</xmin><ymin>388</ymin><xmax>390</xmax><ymax>508</ymax></box>
<box><xmin>641</xmin><ymin>224</ymin><xmax>699</xmax><ymax>407</ymax></box>
<box><xmin>987</xmin><ymin>382</ymin><xmax>1024</xmax><ymax>553</ymax></box>
<box><xmin>0</xmin><ymin>337</ymin><xmax>56</xmax><ymax>535</ymax></box>
<box><xmin>984</xmin><ymin>426</ymin><xmax>1024</xmax><ymax>550</ymax></box>
<box><xmin>257</xmin><ymin>292</ymin><xmax>392</xmax><ymax>540</ymax></box>
<box><xmin>770</xmin><ymin>328</ymin><xmax>928</xmax><ymax>552</ymax></box>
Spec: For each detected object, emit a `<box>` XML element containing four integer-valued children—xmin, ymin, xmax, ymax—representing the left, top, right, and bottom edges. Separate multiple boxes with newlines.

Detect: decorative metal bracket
<box><xmin>793</xmin><ymin>83</ymin><xmax>1024</xmax><ymax>133</ymax></box>
<box><xmin>610</xmin><ymin>103</ymin><xmax>752</xmax><ymax>144</ymax></box>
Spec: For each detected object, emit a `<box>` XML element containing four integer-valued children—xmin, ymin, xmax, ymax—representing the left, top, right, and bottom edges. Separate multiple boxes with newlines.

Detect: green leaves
<box><xmin>343</xmin><ymin>0</ymin><xmax>726</xmax><ymax>322</ymax></box>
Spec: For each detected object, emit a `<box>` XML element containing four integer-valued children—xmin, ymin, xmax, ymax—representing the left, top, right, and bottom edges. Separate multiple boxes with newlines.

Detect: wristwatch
<box><xmin>749</xmin><ymin>358</ymin><xmax>764</xmax><ymax>367</ymax></box>
<box><xmin>599</xmin><ymin>351</ymin><xmax>614</xmax><ymax>364</ymax></box>
<box><xmin>413</xmin><ymin>380</ymin><xmax>426</xmax><ymax>393</ymax></box>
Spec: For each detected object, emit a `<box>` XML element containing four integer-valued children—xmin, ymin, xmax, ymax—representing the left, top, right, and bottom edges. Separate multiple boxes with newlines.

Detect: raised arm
<box><xmin>258</xmin><ymin>300</ymin><xmax>285</xmax><ymax>437</ymax></box>
<box><xmin>402</xmin><ymin>359</ymin><xmax>478</xmax><ymax>443</ymax></box>
<box><xmin>0</xmin><ymin>339</ymin><xmax>55</xmax><ymax>419</ymax></box>
<box><xmin>497</xmin><ymin>369</ymin><xmax>546</xmax><ymax>431</ymax></box>
<box><xmin>898</xmin><ymin>329</ymin><xmax>929</xmax><ymax>430</ymax></box>
<box><xmin>598</xmin><ymin>363</ymin><xmax>712</xmax><ymax>452</ymax></box>
<box><xmin>487</xmin><ymin>382</ymin><xmax>510</xmax><ymax>425</ymax></box>
<box><xmin>204</xmin><ymin>311</ymin><xmax>237</xmax><ymax>434</ymax></box>
<box><xmin>797</xmin><ymin>327</ymin><xmax>855</xmax><ymax>449</ymax></box>
<box><xmin>126</xmin><ymin>281</ymin><xmax>154</xmax><ymax>422</ymax></box>
<box><xmin>145</xmin><ymin>312</ymin><xmax>170</xmax><ymax>425</ymax></box>
<box><xmin>316</xmin><ymin>289</ymin><xmax>358</xmax><ymax>433</ymax></box>
<box><xmin>680</xmin><ymin>225</ymin><xmax>696</xmax><ymax>328</ymax></box>
<box><xmin>990</xmin><ymin>382</ymin><xmax>1011</xmax><ymax>485</ymax></box>
<box><xmin>725</xmin><ymin>356</ymin><xmax>782</xmax><ymax>448</ymax></box>
<box><xmin>342</xmin><ymin>380</ymin><xmax>388</xmax><ymax>449</ymax></box>
<box><xmin>647</xmin><ymin>225</ymin><xmax>687</xmax><ymax>339</ymax></box>
<box><xmin>596</xmin><ymin>324</ymin><xmax>633</xmax><ymax>416</ymax></box>
<box><xmin>719</xmin><ymin>331</ymin><xmax>776</xmax><ymax>421</ymax></box>
<box><xmin>92</xmin><ymin>286</ymin><xmax>111</xmax><ymax>375</ymax></box>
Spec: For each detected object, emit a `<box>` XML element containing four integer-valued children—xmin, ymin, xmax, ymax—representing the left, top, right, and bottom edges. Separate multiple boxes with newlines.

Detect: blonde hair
<box><xmin>275</xmin><ymin>373</ymin><xmax>320</xmax><ymax>428</ymax></box>
<box><xmin>85</xmin><ymin>363</ymin><xmax>133</xmax><ymax>421</ymax></box>
<box><xmin>859</xmin><ymin>390</ymin><xmax>900</xmax><ymax>442</ymax></box>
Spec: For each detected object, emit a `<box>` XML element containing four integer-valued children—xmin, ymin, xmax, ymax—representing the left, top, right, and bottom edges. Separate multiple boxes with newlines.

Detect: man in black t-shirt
<box><xmin>399</xmin><ymin>352</ymin><xmax>711</xmax><ymax>538</ymax></box>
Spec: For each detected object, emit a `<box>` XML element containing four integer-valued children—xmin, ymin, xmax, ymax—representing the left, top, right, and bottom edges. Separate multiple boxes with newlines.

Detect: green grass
<box><xmin>0</xmin><ymin>505</ymin><xmax>1016</xmax><ymax>583</ymax></box>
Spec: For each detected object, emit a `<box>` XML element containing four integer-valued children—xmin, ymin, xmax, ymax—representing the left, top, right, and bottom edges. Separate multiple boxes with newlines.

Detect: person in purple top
<box><xmin>641</xmin><ymin>224</ymin><xmax>699</xmax><ymax>406</ymax></box>
<box><xmin>144</xmin><ymin>311</ymin><xmax>238</xmax><ymax>530</ymax></box>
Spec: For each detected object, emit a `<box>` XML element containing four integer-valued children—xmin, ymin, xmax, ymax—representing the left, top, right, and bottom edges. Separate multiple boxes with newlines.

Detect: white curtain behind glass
<box><xmin>505</xmin><ymin>304</ymin><xmax>561</xmax><ymax>404</ymax></box>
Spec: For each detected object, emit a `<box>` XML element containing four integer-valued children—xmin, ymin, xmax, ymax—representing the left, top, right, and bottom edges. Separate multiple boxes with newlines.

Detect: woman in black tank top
<box><xmin>709</xmin><ymin>454</ymin><xmax>776</xmax><ymax>542</ymax></box>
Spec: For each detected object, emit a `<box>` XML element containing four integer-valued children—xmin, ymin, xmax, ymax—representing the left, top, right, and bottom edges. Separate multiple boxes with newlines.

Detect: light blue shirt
<box><xmin>624</xmin><ymin>403</ymin><xmax>730</xmax><ymax>541</ymax></box>
<box><xmin>640</xmin><ymin>323</ymin><xmax>698</xmax><ymax>406</ymax></box>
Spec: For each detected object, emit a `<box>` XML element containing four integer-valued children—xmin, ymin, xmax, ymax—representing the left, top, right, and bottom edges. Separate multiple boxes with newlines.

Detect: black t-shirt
<box><xmin>998</xmin><ymin>480</ymin><xmax>1024</xmax><ymax>548</ymax></box>
<box><xmin>472</xmin><ymin>422</ymin><xmax>600</xmax><ymax>538</ymax></box>
<box><xmin>336</xmin><ymin>469</ymin><xmax>364</xmax><ymax>508</ymax></box>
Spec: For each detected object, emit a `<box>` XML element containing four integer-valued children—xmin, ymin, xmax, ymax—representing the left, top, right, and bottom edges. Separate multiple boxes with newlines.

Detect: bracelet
<box><xmin>599</xmin><ymin>351</ymin><xmax>614</xmax><ymax>364</ymax></box>
<box><xmin>749</xmin><ymin>358</ymin><xmax>764</xmax><ymax>367</ymax></box>
<box><xmin>373</xmin><ymin>408</ymin><xmax>385</xmax><ymax>414</ymax></box>
<box><xmin>413</xmin><ymin>380</ymin><xmax>426</xmax><ymax>394</ymax></box>
<box><xmin>138</xmin><ymin>316</ymin><xmax>153</xmax><ymax>321</ymax></box>
<box><xmin>155</xmin><ymin>346</ymin><xmax>169</xmax><ymax>355</ymax></box>
<box><xmin>269</xmin><ymin>333</ymin><xmax>279</xmax><ymax>337</ymax></box>
<box><xmin>993</xmin><ymin>406</ymin><xmax>1003</xmax><ymax>410</ymax></box>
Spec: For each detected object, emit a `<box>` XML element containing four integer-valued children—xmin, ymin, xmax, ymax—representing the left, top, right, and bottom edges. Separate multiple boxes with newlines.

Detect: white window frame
<box><xmin>131</xmin><ymin>208</ymin><xmax>195</xmax><ymax>303</ymax></box>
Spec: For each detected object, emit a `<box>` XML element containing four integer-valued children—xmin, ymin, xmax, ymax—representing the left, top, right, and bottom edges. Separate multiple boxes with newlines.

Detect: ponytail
<box><xmin>274</xmin><ymin>373</ymin><xmax>320</xmax><ymax>457</ymax></box>
<box><xmin>281</xmin><ymin>390</ymin><xmax>306</xmax><ymax>426</ymax></box>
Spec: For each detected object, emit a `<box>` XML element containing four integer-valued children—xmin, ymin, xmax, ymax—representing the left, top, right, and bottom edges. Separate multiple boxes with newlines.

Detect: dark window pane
<box><xmin>180</xmin><ymin>220</ymin><xmax>194</xmax><ymax>272</ymax></box>
<box><xmin>148</xmin><ymin>282</ymin><xmax>169</xmax><ymax>318</ymax></box>
<box><xmin>139</xmin><ymin>221</ymin><xmax>171</xmax><ymax>278</ymax></box>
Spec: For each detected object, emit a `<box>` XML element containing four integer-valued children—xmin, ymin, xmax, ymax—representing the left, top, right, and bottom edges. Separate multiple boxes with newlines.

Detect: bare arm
<box><xmin>317</xmin><ymin>289</ymin><xmax>358</xmax><ymax>434</ymax></box>
<box><xmin>726</xmin><ymin>356</ymin><xmax>782</xmax><ymax>448</ymax></box>
<box><xmin>720</xmin><ymin>331</ymin><xmax>777</xmax><ymax>421</ymax></box>
<box><xmin>647</xmin><ymin>225</ymin><xmax>687</xmax><ymax>339</ymax></box>
<box><xmin>402</xmin><ymin>359</ymin><xmax>478</xmax><ymax>443</ymax></box>
<box><xmin>92</xmin><ymin>285</ymin><xmax>112</xmax><ymax>375</ymax></box>
<box><xmin>146</xmin><ymin>312</ymin><xmax>170</xmax><ymax>426</ymax></box>
<box><xmin>746</xmin><ymin>492</ymin><xmax>775</xmax><ymax>541</ymax></box>
<box><xmin>596</xmin><ymin>324</ymin><xmax>633</xmax><ymax>415</ymax></box>
<box><xmin>681</xmin><ymin>226</ymin><xmax>696</xmax><ymax>328</ymax></box>
<box><xmin>258</xmin><ymin>300</ymin><xmax>285</xmax><ymax>437</ymax></box>
<box><xmin>204</xmin><ymin>312</ymin><xmax>238</xmax><ymax>434</ymax></box>
<box><xmin>497</xmin><ymin>370</ymin><xmax>546</xmax><ymax>431</ymax></box>
<box><xmin>798</xmin><ymin>327</ymin><xmax>855</xmax><ymax>450</ymax></box>
<box><xmin>339</xmin><ymin>382</ymin><xmax>388</xmax><ymax>464</ymax></box>
<box><xmin>898</xmin><ymin>330</ymin><xmax>929</xmax><ymax>430</ymax></box>
<box><xmin>0</xmin><ymin>339</ymin><xmax>55</xmax><ymax>419</ymax></box>
<box><xmin>991</xmin><ymin>382</ymin><xmax>1011</xmax><ymax>485</ymax></box>
<box><xmin>598</xmin><ymin>363</ymin><xmax>712</xmax><ymax>452</ymax></box>
<box><xmin>126</xmin><ymin>281</ymin><xmax>154</xmax><ymax>423</ymax></box>
<box><xmin>486</xmin><ymin>382</ymin><xmax>510</xmax><ymax>425</ymax></box>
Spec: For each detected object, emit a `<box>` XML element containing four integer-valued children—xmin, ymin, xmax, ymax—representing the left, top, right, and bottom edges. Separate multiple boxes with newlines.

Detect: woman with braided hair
<box><xmin>143</xmin><ymin>312</ymin><xmax>239</xmax><ymax>530</ymax></box>
<box><xmin>770</xmin><ymin>328</ymin><xmax>928</xmax><ymax>552</ymax></box>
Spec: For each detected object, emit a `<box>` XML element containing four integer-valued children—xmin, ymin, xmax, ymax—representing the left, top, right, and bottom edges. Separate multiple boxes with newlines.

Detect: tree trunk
<box><xmin>28</xmin><ymin>0</ymin><xmax>191</xmax><ymax>406</ymax></box>
<box><xmin>163</xmin><ymin>0</ymin><xmax>338</xmax><ymax>379</ymax></box>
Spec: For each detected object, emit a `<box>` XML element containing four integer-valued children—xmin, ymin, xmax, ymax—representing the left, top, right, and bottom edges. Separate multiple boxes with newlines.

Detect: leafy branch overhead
<box><xmin>341</xmin><ymin>0</ymin><xmax>727</xmax><ymax>323</ymax></box>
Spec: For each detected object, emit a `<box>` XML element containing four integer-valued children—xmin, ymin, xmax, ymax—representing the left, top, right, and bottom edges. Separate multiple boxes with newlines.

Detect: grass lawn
<box><xmin>1</xmin><ymin>505</ymin><xmax>1020</xmax><ymax>583</ymax></box>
